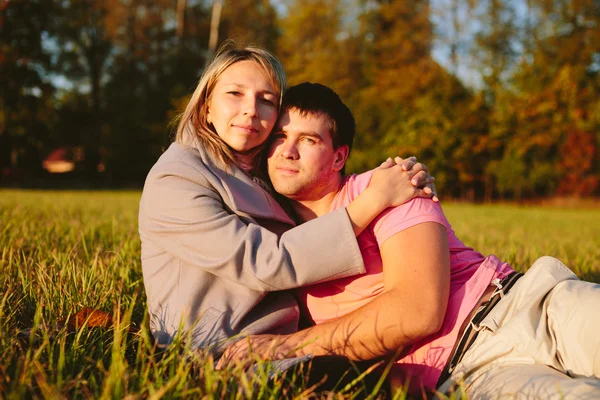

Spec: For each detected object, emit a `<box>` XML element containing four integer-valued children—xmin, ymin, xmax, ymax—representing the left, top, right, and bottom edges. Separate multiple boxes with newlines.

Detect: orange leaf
<box><xmin>68</xmin><ymin>307</ymin><xmax>113</xmax><ymax>330</ymax></box>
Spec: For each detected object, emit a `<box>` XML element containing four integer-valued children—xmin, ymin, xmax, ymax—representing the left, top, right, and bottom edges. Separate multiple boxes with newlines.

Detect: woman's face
<box><xmin>207</xmin><ymin>60</ymin><xmax>279</xmax><ymax>153</ymax></box>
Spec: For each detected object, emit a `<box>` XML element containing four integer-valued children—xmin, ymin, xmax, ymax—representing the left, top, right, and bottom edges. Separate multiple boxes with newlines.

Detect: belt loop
<box><xmin>491</xmin><ymin>278</ymin><xmax>503</xmax><ymax>290</ymax></box>
<box><xmin>470</xmin><ymin>320</ymin><xmax>484</xmax><ymax>332</ymax></box>
<box><xmin>491</xmin><ymin>278</ymin><xmax>504</xmax><ymax>298</ymax></box>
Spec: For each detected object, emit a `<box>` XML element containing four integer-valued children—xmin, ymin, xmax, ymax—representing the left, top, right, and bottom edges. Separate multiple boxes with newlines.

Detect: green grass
<box><xmin>1</xmin><ymin>190</ymin><xmax>599</xmax><ymax>399</ymax></box>
<box><xmin>443</xmin><ymin>203</ymin><xmax>600</xmax><ymax>282</ymax></box>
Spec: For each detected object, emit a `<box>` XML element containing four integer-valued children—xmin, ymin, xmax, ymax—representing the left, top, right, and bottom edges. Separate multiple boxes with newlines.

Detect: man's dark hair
<box><xmin>281</xmin><ymin>82</ymin><xmax>356</xmax><ymax>155</ymax></box>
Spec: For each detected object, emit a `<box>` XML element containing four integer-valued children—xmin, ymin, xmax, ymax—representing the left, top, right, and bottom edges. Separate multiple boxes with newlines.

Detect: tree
<box><xmin>219</xmin><ymin>0</ymin><xmax>279</xmax><ymax>51</ymax></box>
<box><xmin>472</xmin><ymin>0</ymin><xmax>519</xmax><ymax>104</ymax></box>
<box><xmin>48</xmin><ymin>0</ymin><xmax>114</xmax><ymax>180</ymax></box>
<box><xmin>498</xmin><ymin>0</ymin><xmax>600</xmax><ymax>197</ymax></box>
<box><xmin>0</xmin><ymin>0</ymin><xmax>56</xmax><ymax>183</ymax></box>
<box><xmin>101</xmin><ymin>0</ymin><xmax>210</xmax><ymax>185</ymax></box>
<box><xmin>344</xmin><ymin>0</ymin><xmax>436</xmax><ymax>170</ymax></box>
<box><xmin>276</xmin><ymin>0</ymin><xmax>360</xmax><ymax>94</ymax></box>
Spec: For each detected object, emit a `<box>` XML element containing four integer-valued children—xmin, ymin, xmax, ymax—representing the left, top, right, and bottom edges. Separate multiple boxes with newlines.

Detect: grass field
<box><xmin>1</xmin><ymin>190</ymin><xmax>599</xmax><ymax>399</ymax></box>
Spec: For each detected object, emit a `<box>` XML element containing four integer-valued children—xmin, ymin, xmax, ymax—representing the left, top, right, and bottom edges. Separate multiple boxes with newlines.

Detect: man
<box><xmin>221</xmin><ymin>83</ymin><xmax>600</xmax><ymax>398</ymax></box>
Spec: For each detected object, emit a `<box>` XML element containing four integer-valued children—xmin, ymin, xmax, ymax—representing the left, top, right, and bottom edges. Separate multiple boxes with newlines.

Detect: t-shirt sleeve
<box><xmin>372</xmin><ymin>198</ymin><xmax>450</xmax><ymax>247</ymax></box>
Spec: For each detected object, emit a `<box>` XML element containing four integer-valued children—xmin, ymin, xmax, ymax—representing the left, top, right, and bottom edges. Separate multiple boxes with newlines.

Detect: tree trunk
<box><xmin>176</xmin><ymin>0</ymin><xmax>186</xmax><ymax>39</ymax></box>
<box><xmin>207</xmin><ymin>0</ymin><xmax>223</xmax><ymax>63</ymax></box>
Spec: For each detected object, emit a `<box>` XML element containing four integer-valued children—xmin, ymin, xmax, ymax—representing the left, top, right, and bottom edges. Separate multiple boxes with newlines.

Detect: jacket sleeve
<box><xmin>139</xmin><ymin>160</ymin><xmax>366</xmax><ymax>291</ymax></box>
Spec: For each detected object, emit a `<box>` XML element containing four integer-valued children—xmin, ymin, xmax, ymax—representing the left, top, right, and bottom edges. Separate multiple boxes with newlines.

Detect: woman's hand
<box><xmin>344</xmin><ymin>155</ymin><xmax>438</xmax><ymax>236</ymax></box>
<box><xmin>366</xmin><ymin>156</ymin><xmax>438</xmax><ymax>209</ymax></box>
<box><xmin>216</xmin><ymin>334</ymin><xmax>296</xmax><ymax>369</ymax></box>
<box><xmin>379</xmin><ymin>156</ymin><xmax>438</xmax><ymax>202</ymax></box>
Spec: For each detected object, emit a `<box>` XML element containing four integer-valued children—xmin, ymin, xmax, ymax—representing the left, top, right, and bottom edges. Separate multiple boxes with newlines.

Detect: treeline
<box><xmin>1</xmin><ymin>0</ymin><xmax>599</xmax><ymax>199</ymax></box>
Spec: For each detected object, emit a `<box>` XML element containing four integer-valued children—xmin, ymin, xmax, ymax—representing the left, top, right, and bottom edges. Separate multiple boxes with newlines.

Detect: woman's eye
<box><xmin>227</xmin><ymin>91</ymin><xmax>241</xmax><ymax>96</ymax></box>
<box><xmin>260</xmin><ymin>97</ymin><xmax>276</xmax><ymax>106</ymax></box>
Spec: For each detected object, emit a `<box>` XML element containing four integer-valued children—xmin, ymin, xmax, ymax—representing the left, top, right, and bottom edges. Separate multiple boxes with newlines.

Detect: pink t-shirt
<box><xmin>296</xmin><ymin>170</ymin><xmax>514</xmax><ymax>392</ymax></box>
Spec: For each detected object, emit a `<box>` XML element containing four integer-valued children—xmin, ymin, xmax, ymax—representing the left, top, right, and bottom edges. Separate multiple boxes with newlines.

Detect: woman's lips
<box><xmin>233</xmin><ymin>124</ymin><xmax>258</xmax><ymax>132</ymax></box>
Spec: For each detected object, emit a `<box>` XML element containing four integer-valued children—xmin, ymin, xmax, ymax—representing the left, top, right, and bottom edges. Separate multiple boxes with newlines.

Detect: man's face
<box><xmin>267</xmin><ymin>109</ymin><xmax>348</xmax><ymax>201</ymax></box>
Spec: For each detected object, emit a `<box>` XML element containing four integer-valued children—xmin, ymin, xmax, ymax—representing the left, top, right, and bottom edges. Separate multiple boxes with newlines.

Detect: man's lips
<box><xmin>275</xmin><ymin>166</ymin><xmax>299</xmax><ymax>174</ymax></box>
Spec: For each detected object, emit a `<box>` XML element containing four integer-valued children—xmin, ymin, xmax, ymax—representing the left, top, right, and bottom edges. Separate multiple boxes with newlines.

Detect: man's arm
<box><xmin>220</xmin><ymin>221</ymin><xmax>450</xmax><ymax>363</ymax></box>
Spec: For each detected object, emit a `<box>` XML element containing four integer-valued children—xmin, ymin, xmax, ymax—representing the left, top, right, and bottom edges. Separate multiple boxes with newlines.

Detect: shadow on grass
<box><xmin>579</xmin><ymin>269</ymin><xmax>600</xmax><ymax>284</ymax></box>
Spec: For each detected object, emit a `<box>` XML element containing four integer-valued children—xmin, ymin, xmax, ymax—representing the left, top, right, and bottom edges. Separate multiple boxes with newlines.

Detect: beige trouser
<box><xmin>447</xmin><ymin>256</ymin><xmax>600</xmax><ymax>399</ymax></box>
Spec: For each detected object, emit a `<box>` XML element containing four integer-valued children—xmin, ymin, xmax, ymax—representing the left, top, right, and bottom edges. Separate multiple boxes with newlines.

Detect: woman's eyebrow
<box><xmin>221</xmin><ymin>83</ymin><xmax>276</xmax><ymax>96</ymax></box>
<box><xmin>220</xmin><ymin>83</ymin><xmax>245</xmax><ymax>89</ymax></box>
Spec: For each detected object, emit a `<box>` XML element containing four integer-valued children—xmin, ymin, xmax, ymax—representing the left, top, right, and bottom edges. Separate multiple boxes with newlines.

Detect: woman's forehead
<box><xmin>216</xmin><ymin>60</ymin><xmax>279</xmax><ymax>91</ymax></box>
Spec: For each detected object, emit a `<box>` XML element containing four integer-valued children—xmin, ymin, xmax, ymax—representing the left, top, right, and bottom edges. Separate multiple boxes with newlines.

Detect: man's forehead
<box><xmin>277</xmin><ymin>109</ymin><xmax>330</xmax><ymax>134</ymax></box>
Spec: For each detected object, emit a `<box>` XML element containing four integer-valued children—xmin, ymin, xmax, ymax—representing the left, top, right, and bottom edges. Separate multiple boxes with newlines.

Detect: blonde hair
<box><xmin>175</xmin><ymin>44</ymin><xmax>287</xmax><ymax>170</ymax></box>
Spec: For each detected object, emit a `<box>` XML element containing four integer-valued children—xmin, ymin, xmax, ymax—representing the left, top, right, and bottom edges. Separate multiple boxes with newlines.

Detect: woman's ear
<box><xmin>332</xmin><ymin>145</ymin><xmax>349</xmax><ymax>172</ymax></box>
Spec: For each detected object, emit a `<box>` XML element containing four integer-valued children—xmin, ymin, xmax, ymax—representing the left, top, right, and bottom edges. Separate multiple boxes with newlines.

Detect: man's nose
<box><xmin>280</xmin><ymin>141</ymin><xmax>299</xmax><ymax>159</ymax></box>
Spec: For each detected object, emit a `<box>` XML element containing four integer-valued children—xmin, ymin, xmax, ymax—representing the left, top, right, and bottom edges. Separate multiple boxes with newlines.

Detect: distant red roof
<box><xmin>44</xmin><ymin>148</ymin><xmax>69</xmax><ymax>162</ymax></box>
<box><xmin>43</xmin><ymin>147</ymin><xmax>75</xmax><ymax>173</ymax></box>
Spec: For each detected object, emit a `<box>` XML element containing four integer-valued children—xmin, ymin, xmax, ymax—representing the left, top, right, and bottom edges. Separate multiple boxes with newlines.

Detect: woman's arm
<box><xmin>218</xmin><ymin>222</ymin><xmax>451</xmax><ymax>363</ymax></box>
<box><xmin>346</xmin><ymin>157</ymin><xmax>435</xmax><ymax>236</ymax></box>
<box><xmin>140</xmin><ymin>154</ymin><xmax>434</xmax><ymax>292</ymax></box>
<box><xmin>140</xmin><ymin>159</ymin><xmax>366</xmax><ymax>292</ymax></box>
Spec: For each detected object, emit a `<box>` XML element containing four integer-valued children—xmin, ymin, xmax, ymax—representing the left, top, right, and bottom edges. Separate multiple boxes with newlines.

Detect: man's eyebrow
<box><xmin>301</xmin><ymin>132</ymin><xmax>323</xmax><ymax>140</ymax></box>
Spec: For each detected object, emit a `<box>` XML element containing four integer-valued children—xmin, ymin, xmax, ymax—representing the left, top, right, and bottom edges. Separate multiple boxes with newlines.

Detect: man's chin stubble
<box><xmin>272</xmin><ymin>183</ymin><xmax>302</xmax><ymax>199</ymax></box>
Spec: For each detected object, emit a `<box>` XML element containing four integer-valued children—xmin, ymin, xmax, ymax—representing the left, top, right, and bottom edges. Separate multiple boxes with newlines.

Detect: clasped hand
<box><xmin>374</xmin><ymin>156</ymin><xmax>438</xmax><ymax>204</ymax></box>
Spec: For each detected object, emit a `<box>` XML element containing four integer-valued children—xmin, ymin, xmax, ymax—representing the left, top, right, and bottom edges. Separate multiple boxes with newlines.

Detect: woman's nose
<box><xmin>242</xmin><ymin>97</ymin><xmax>258</xmax><ymax>117</ymax></box>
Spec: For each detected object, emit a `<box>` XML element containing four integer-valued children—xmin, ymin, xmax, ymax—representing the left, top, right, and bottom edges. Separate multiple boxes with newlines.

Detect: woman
<box><xmin>138</xmin><ymin>45</ymin><xmax>435</xmax><ymax>354</ymax></box>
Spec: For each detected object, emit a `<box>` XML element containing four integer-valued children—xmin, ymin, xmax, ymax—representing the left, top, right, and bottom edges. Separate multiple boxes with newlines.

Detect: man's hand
<box><xmin>216</xmin><ymin>334</ymin><xmax>299</xmax><ymax>369</ymax></box>
<box><xmin>379</xmin><ymin>156</ymin><xmax>438</xmax><ymax>202</ymax></box>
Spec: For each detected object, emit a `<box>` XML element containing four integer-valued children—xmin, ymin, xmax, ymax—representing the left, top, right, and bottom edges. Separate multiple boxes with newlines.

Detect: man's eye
<box><xmin>303</xmin><ymin>137</ymin><xmax>316</xmax><ymax>144</ymax></box>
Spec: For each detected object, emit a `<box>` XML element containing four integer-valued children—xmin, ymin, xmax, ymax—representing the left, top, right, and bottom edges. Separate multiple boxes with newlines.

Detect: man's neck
<box><xmin>289</xmin><ymin>175</ymin><xmax>344</xmax><ymax>223</ymax></box>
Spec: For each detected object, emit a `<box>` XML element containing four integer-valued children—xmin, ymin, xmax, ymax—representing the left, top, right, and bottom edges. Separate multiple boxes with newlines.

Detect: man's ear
<box><xmin>332</xmin><ymin>145</ymin><xmax>349</xmax><ymax>172</ymax></box>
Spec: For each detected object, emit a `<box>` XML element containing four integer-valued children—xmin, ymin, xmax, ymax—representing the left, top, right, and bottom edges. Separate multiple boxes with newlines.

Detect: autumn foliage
<box><xmin>1</xmin><ymin>0</ymin><xmax>599</xmax><ymax>200</ymax></box>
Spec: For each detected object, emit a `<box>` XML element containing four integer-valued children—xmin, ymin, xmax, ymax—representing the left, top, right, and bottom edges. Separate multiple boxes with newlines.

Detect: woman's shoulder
<box><xmin>140</xmin><ymin>144</ymin><xmax>220</xmax><ymax>217</ymax></box>
<box><xmin>141</xmin><ymin>143</ymin><xmax>218</xmax><ymax>198</ymax></box>
<box><xmin>146</xmin><ymin>143</ymin><xmax>214</xmax><ymax>180</ymax></box>
<box><xmin>153</xmin><ymin>142</ymin><xmax>206</xmax><ymax>168</ymax></box>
